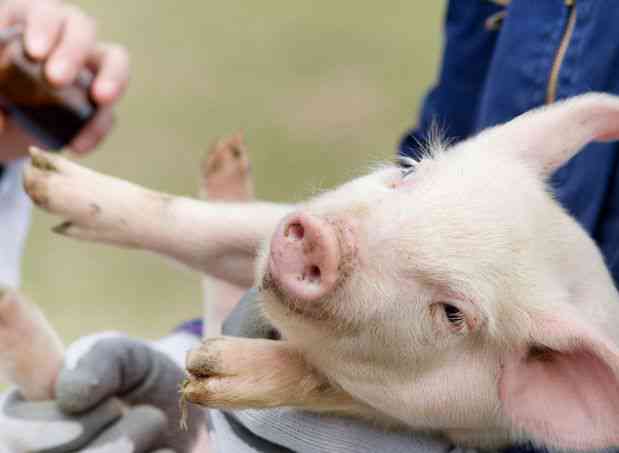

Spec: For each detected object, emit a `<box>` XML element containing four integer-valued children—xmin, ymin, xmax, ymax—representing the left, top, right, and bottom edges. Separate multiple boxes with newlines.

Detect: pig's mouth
<box><xmin>259</xmin><ymin>212</ymin><xmax>358</xmax><ymax>323</ymax></box>
<box><xmin>259</xmin><ymin>272</ymin><xmax>335</xmax><ymax>322</ymax></box>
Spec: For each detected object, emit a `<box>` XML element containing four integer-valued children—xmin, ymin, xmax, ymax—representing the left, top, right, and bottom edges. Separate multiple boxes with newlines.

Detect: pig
<box><xmin>22</xmin><ymin>93</ymin><xmax>619</xmax><ymax>451</ymax></box>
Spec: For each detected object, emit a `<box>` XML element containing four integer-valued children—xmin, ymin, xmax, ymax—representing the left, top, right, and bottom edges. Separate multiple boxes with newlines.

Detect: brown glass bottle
<box><xmin>0</xmin><ymin>29</ymin><xmax>97</xmax><ymax>150</ymax></box>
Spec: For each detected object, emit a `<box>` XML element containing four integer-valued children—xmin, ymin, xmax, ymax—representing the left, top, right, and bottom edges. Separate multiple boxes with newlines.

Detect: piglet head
<box><xmin>257</xmin><ymin>93</ymin><xmax>619</xmax><ymax>449</ymax></box>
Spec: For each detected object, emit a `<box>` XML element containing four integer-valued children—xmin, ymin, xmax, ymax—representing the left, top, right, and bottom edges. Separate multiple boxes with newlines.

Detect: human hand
<box><xmin>0</xmin><ymin>334</ymin><xmax>204</xmax><ymax>453</ymax></box>
<box><xmin>0</xmin><ymin>0</ymin><xmax>129</xmax><ymax>162</ymax></box>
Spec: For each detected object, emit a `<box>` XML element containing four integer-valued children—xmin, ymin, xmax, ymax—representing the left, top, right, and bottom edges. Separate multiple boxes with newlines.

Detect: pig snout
<box><xmin>268</xmin><ymin>212</ymin><xmax>345</xmax><ymax>302</ymax></box>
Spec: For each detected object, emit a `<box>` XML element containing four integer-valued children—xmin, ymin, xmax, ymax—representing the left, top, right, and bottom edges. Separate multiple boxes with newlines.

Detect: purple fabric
<box><xmin>174</xmin><ymin>318</ymin><xmax>203</xmax><ymax>337</ymax></box>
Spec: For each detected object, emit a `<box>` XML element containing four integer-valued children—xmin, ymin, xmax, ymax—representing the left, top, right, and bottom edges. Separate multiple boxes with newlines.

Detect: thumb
<box><xmin>55</xmin><ymin>335</ymin><xmax>155</xmax><ymax>414</ymax></box>
<box><xmin>82</xmin><ymin>406</ymin><xmax>168</xmax><ymax>453</ymax></box>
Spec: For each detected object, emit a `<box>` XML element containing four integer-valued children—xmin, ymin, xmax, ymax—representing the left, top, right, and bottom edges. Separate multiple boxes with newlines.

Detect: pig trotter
<box><xmin>182</xmin><ymin>337</ymin><xmax>367</xmax><ymax>416</ymax></box>
<box><xmin>22</xmin><ymin>146</ymin><xmax>287</xmax><ymax>286</ymax></box>
<box><xmin>29</xmin><ymin>147</ymin><xmax>59</xmax><ymax>172</ymax></box>
<box><xmin>23</xmin><ymin>148</ymin><xmax>154</xmax><ymax>248</ymax></box>
<box><xmin>201</xmin><ymin>131</ymin><xmax>254</xmax><ymax>201</ymax></box>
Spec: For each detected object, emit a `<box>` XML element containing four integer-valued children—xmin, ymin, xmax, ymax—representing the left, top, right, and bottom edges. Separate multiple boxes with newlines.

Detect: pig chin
<box><xmin>258</xmin><ymin>211</ymin><xmax>358</xmax><ymax>324</ymax></box>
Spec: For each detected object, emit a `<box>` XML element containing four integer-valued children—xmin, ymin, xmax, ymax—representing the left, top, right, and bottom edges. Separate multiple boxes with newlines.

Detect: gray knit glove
<box><xmin>0</xmin><ymin>335</ymin><xmax>205</xmax><ymax>453</ymax></box>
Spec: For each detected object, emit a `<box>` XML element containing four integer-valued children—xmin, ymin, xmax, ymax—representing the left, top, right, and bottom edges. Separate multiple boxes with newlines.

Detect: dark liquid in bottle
<box><xmin>0</xmin><ymin>41</ymin><xmax>96</xmax><ymax>150</ymax></box>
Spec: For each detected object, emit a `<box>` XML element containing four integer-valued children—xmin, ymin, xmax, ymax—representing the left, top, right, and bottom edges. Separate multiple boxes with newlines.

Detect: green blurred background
<box><xmin>21</xmin><ymin>1</ymin><xmax>445</xmax><ymax>343</ymax></box>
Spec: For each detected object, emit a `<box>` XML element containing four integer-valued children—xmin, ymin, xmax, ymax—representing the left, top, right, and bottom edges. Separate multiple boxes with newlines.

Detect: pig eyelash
<box><xmin>441</xmin><ymin>303</ymin><xmax>466</xmax><ymax>331</ymax></box>
<box><xmin>430</xmin><ymin>302</ymin><xmax>468</xmax><ymax>334</ymax></box>
<box><xmin>398</xmin><ymin>155</ymin><xmax>417</xmax><ymax>171</ymax></box>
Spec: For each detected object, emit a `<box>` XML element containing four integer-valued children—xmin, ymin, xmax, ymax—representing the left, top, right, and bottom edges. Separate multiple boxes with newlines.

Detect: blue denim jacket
<box><xmin>399</xmin><ymin>2</ymin><xmax>619</xmax><ymax>451</ymax></box>
<box><xmin>401</xmin><ymin>0</ymin><xmax>619</xmax><ymax>290</ymax></box>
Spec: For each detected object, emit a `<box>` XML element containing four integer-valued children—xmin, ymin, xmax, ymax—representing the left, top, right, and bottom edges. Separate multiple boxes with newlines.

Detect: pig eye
<box><xmin>442</xmin><ymin>303</ymin><xmax>465</xmax><ymax>330</ymax></box>
<box><xmin>431</xmin><ymin>301</ymin><xmax>478</xmax><ymax>335</ymax></box>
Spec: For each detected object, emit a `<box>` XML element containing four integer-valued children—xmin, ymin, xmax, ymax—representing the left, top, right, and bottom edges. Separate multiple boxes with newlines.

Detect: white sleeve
<box><xmin>0</xmin><ymin>159</ymin><xmax>32</xmax><ymax>289</ymax></box>
<box><xmin>152</xmin><ymin>331</ymin><xmax>202</xmax><ymax>368</ymax></box>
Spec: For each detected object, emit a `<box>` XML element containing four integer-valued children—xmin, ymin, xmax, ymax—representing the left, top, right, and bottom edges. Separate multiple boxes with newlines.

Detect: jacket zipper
<box><xmin>546</xmin><ymin>0</ymin><xmax>576</xmax><ymax>104</ymax></box>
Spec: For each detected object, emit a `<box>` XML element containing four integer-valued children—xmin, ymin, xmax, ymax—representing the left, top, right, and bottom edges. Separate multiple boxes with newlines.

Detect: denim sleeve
<box><xmin>399</xmin><ymin>0</ymin><xmax>502</xmax><ymax>159</ymax></box>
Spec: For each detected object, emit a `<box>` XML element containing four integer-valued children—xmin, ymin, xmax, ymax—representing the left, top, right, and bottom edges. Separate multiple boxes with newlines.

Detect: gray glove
<box><xmin>0</xmin><ymin>335</ymin><xmax>204</xmax><ymax>453</ymax></box>
<box><xmin>210</xmin><ymin>288</ymin><xmax>470</xmax><ymax>453</ymax></box>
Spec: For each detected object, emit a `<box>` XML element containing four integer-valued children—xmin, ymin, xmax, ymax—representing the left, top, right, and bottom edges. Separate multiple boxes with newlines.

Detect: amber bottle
<box><xmin>0</xmin><ymin>27</ymin><xmax>97</xmax><ymax>150</ymax></box>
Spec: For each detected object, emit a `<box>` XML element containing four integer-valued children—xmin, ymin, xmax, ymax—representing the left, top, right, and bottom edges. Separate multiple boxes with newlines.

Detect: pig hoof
<box><xmin>186</xmin><ymin>338</ymin><xmax>225</xmax><ymax>378</ymax></box>
<box><xmin>23</xmin><ymin>167</ymin><xmax>51</xmax><ymax>209</ymax></box>
<box><xmin>29</xmin><ymin>147</ymin><xmax>58</xmax><ymax>172</ymax></box>
<box><xmin>181</xmin><ymin>373</ymin><xmax>235</xmax><ymax>409</ymax></box>
<box><xmin>183</xmin><ymin>338</ymin><xmax>252</xmax><ymax>408</ymax></box>
<box><xmin>180</xmin><ymin>376</ymin><xmax>213</xmax><ymax>407</ymax></box>
<box><xmin>201</xmin><ymin>132</ymin><xmax>254</xmax><ymax>200</ymax></box>
<box><xmin>52</xmin><ymin>221</ymin><xmax>74</xmax><ymax>235</ymax></box>
<box><xmin>204</xmin><ymin>132</ymin><xmax>250</xmax><ymax>178</ymax></box>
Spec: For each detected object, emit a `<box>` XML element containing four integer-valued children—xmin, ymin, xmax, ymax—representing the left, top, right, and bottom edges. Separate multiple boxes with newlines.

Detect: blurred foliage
<box><xmin>21</xmin><ymin>1</ymin><xmax>445</xmax><ymax>343</ymax></box>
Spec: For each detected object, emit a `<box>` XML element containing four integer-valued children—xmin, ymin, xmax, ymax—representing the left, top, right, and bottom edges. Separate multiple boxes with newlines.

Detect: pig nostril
<box><xmin>285</xmin><ymin>222</ymin><xmax>305</xmax><ymax>241</ymax></box>
<box><xmin>308</xmin><ymin>265</ymin><xmax>321</xmax><ymax>283</ymax></box>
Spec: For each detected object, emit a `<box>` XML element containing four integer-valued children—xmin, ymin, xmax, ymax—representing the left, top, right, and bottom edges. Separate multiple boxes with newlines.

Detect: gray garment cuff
<box><xmin>233</xmin><ymin>409</ymin><xmax>453</xmax><ymax>453</ymax></box>
<box><xmin>209</xmin><ymin>407</ymin><xmax>460</xmax><ymax>453</ymax></box>
<box><xmin>208</xmin><ymin>410</ymin><xmax>292</xmax><ymax>453</ymax></box>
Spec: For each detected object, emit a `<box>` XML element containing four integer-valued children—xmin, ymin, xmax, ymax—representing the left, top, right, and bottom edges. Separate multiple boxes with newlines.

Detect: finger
<box><xmin>83</xmin><ymin>406</ymin><xmax>168</xmax><ymax>453</ymax></box>
<box><xmin>88</xmin><ymin>43</ymin><xmax>130</xmax><ymax>105</ymax></box>
<box><xmin>23</xmin><ymin>1</ymin><xmax>64</xmax><ymax>59</ymax></box>
<box><xmin>55</xmin><ymin>337</ymin><xmax>155</xmax><ymax>414</ymax></box>
<box><xmin>0</xmin><ymin>0</ymin><xmax>27</xmax><ymax>29</ymax></box>
<box><xmin>70</xmin><ymin>106</ymin><xmax>115</xmax><ymax>154</ymax></box>
<box><xmin>46</xmin><ymin>5</ymin><xmax>96</xmax><ymax>85</ymax></box>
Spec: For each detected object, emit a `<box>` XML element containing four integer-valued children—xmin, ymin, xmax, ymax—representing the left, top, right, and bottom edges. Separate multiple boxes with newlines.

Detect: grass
<box><xmin>20</xmin><ymin>1</ymin><xmax>445</xmax><ymax>344</ymax></box>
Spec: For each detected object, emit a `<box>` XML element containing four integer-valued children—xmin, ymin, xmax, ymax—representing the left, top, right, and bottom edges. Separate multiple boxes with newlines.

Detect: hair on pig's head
<box><xmin>256</xmin><ymin>93</ymin><xmax>619</xmax><ymax>450</ymax></box>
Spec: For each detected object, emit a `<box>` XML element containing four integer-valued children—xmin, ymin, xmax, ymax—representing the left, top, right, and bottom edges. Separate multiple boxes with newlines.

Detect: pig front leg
<box><xmin>183</xmin><ymin>337</ymin><xmax>370</xmax><ymax>417</ymax></box>
<box><xmin>23</xmin><ymin>148</ymin><xmax>293</xmax><ymax>288</ymax></box>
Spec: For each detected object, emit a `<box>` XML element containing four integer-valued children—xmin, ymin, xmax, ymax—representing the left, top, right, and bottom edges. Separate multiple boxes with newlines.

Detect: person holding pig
<box><xmin>2</xmin><ymin>1</ymin><xmax>619</xmax><ymax>453</ymax></box>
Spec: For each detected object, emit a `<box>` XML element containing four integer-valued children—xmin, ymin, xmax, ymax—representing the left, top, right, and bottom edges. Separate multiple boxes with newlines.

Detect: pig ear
<box><xmin>480</xmin><ymin>93</ymin><xmax>619</xmax><ymax>177</ymax></box>
<box><xmin>499</xmin><ymin>311</ymin><xmax>619</xmax><ymax>450</ymax></box>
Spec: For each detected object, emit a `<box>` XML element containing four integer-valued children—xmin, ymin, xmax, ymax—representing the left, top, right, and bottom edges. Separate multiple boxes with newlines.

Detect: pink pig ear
<box><xmin>499</xmin><ymin>310</ymin><xmax>619</xmax><ymax>450</ymax></box>
<box><xmin>480</xmin><ymin>93</ymin><xmax>619</xmax><ymax>177</ymax></box>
